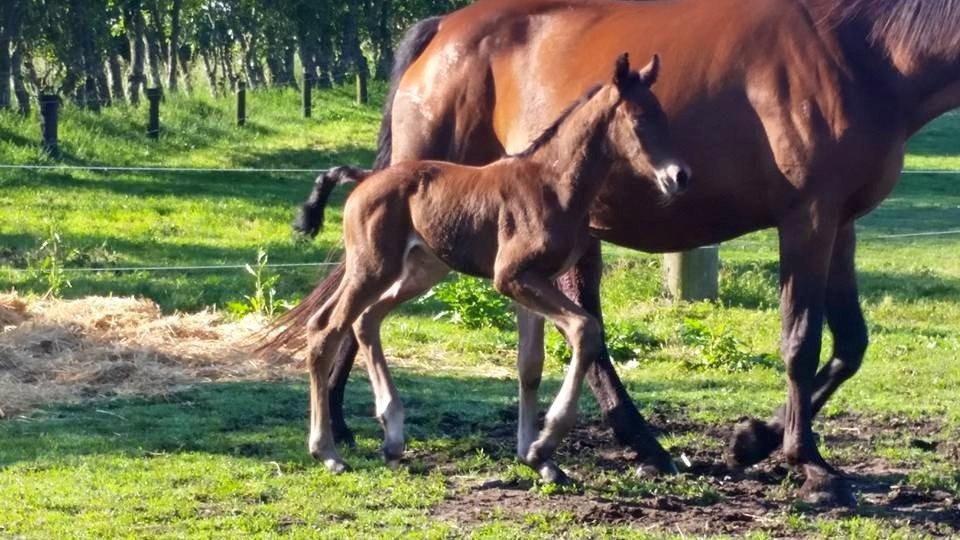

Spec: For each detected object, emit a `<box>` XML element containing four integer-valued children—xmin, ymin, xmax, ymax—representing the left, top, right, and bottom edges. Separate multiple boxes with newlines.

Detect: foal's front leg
<box><xmin>516</xmin><ymin>307</ymin><xmax>545</xmax><ymax>461</ymax></box>
<box><xmin>496</xmin><ymin>271</ymin><xmax>602</xmax><ymax>484</ymax></box>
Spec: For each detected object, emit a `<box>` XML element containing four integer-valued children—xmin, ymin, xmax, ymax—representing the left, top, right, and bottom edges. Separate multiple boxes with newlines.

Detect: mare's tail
<box><xmin>293</xmin><ymin>166</ymin><xmax>371</xmax><ymax>238</ymax></box>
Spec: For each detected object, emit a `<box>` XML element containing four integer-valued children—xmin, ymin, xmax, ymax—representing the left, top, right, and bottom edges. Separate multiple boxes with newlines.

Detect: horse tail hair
<box><xmin>293</xmin><ymin>166</ymin><xmax>372</xmax><ymax>238</ymax></box>
<box><xmin>373</xmin><ymin>16</ymin><xmax>443</xmax><ymax>171</ymax></box>
<box><xmin>253</xmin><ymin>262</ymin><xmax>346</xmax><ymax>356</ymax></box>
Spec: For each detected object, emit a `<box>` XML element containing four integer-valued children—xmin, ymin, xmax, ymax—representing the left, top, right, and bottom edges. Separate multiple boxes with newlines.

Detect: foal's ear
<box><xmin>638</xmin><ymin>54</ymin><xmax>660</xmax><ymax>87</ymax></box>
<box><xmin>613</xmin><ymin>52</ymin><xmax>631</xmax><ymax>89</ymax></box>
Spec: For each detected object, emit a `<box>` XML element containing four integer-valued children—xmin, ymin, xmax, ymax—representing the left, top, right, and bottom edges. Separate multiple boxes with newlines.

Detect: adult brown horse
<box><xmin>272</xmin><ymin>0</ymin><xmax>960</xmax><ymax>505</ymax></box>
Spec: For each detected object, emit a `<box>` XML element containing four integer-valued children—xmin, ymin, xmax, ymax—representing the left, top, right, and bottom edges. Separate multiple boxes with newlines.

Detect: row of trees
<box><xmin>0</xmin><ymin>0</ymin><xmax>468</xmax><ymax>114</ymax></box>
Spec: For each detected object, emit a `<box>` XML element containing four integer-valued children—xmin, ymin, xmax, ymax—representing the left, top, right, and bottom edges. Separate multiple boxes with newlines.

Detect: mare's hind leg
<box><xmin>516</xmin><ymin>307</ymin><xmax>545</xmax><ymax>461</ymax></box>
<box><xmin>307</xmin><ymin>269</ymin><xmax>402</xmax><ymax>472</ymax></box>
<box><xmin>728</xmin><ymin>225</ymin><xmax>868</xmax><ymax>472</ymax></box>
<box><xmin>494</xmin><ymin>271</ymin><xmax>602</xmax><ymax>484</ymax></box>
<box><xmin>353</xmin><ymin>250</ymin><xmax>448</xmax><ymax>465</ymax></box>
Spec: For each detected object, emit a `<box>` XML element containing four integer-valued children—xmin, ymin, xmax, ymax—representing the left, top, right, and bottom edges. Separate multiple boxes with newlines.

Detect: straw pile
<box><xmin>0</xmin><ymin>293</ymin><xmax>301</xmax><ymax>419</ymax></box>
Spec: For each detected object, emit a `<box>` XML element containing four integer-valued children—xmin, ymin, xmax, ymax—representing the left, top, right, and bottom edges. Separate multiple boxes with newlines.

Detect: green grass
<box><xmin>1</xmin><ymin>88</ymin><xmax>959</xmax><ymax>537</ymax></box>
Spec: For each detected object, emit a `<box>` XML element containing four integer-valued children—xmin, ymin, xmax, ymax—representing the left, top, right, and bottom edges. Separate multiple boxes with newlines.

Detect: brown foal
<box><xmin>301</xmin><ymin>54</ymin><xmax>688</xmax><ymax>482</ymax></box>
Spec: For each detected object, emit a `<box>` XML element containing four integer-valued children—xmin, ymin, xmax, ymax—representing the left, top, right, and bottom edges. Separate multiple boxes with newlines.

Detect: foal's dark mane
<box><xmin>808</xmin><ymin>0</ymin><xmax>960</xmax><ymax>60</ymax></box>
<box><xmin>511</xmin><ymin>84</ymin><xmax>604</xmax><ymax>158</ymax></box>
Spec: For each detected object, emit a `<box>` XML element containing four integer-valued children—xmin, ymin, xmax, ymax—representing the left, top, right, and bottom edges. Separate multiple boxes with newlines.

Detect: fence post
<box><xmin>302</xmin><ymin>70</ymin><xmax>312</xmax><ymax>118</ymax></box>
<box><xmin>39</xmin><ymin>94</ymin><xmax>60</xmax><ymax>158</ymax></box>
<box><xmin>236</xmin><ymin>80</ymin><xmax>247</xmax><ymax>127</ymax></box>
<box><xmin>356</xmin><ymin>72</ymin><xmax>368</xmax><ymax>105</ymax></box>
<box><xmin>664</xmin><ymin>246</ymin><xmax>720</xmax><ymax>302</ymax></box>
<box><xmin>146</xmin><ymin>87</ymin><xmax>162</xmax><ymax>139</ymax></box>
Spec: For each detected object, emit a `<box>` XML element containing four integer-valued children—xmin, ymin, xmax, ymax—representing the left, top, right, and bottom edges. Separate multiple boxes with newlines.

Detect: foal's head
<box><xmin>603</xmin><ymin>53</ymin><xmax>690</xmax><ymax>198</ymax></box>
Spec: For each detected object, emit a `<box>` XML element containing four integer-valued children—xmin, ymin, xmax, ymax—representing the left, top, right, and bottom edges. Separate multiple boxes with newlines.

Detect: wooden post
<box><xmin>39</xmin><ymin>94</ymin><xmax>60</xmax><ymax>158</ymax></box>
<box><xmin>146</xmin><ymin>87</ymin><xmax>162</xmax><ymax>139</ymax></box>
<box><xmin>664</xmin><ymin>245</ymin><xmax>720</xmax><ymax>302</ymax></box>
<box><xmin>236</xmin><ymin>80</ymin><xmax>247</xmax><ymax>127</ymax></box>
<box><xmin>356</xmin><ymin>72</ymin><xmax>368</xmax><ymax>105</ymax></box>
<box><xmin>302</xmin><ymin>70</ymin><xmax>312</xmax><ymax>118</ymax></box>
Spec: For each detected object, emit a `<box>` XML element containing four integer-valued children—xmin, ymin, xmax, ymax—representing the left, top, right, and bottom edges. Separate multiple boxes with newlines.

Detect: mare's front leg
<box><xmin>728</xmin><ymin>224</ymin><xmax>868</xmax><ymax>492</ymax></box>
<box><xmin>556</xmin><ymin>240</ymin><xmax>675</xmax><ymax>474</ymax></box>
<box><xmin>765</xmin><ymin>210</ymin><xmax>855</xmax><ymax>506</ymax></box>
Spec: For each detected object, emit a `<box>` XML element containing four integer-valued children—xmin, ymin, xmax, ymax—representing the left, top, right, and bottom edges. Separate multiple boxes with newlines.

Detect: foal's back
<box><xmin>344</xmin><ymin>157</ymin><xmax>552</xmax><ymax>279</ymax></box>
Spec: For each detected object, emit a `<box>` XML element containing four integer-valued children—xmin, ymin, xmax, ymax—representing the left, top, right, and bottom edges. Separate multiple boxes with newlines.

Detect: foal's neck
<box><xmin>528</xmin><ymin>94</ymin><xmax>616</xmax><ymax>213</ymax></box>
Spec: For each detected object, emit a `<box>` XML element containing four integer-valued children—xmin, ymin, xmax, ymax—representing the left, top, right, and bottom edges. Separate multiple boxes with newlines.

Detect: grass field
<box><xmin>0</xmin><ymin>87</ymin><xmax>959</xmax><ymax>538</ymax></box>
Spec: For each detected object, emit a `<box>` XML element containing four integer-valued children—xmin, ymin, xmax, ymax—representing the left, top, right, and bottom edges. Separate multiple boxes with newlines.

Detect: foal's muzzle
<box><xmin>655</xmin><ymin>163</ymin><xmax>692</xmax><ymax>197</ymax></box>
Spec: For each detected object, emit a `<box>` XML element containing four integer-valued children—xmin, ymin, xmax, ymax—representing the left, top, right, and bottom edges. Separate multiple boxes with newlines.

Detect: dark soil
<box><xmin>431</xmin><ymin>411</ymin><xmax>960</xmax><ymax>537</ymax></box>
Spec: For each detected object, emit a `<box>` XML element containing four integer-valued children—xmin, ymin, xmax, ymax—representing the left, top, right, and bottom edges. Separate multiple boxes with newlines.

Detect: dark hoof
<box><xmin>537</xmin><ymin>461</ymin><xmax>571</xmax><ymax>485</ymax></box>
<box><xmin>726</xmin><ymin>418</ymin><xmax>782</xmax><ymax>469</ymax></box>
<box><xmin>382</xmin><ymin>442</ymin><xmax>405</xmax><ymax>464</ymax></box>
<box><xmin>799</xmin><ymin>474</ymin><xmax>857</xmax><ymax>507</ymax></box>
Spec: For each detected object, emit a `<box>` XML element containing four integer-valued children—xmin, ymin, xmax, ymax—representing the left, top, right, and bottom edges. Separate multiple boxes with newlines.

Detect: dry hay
<box><xmin>0</xmin><ymin>293</ymin><xmax>301</xmax><ymax>419</ymax></box>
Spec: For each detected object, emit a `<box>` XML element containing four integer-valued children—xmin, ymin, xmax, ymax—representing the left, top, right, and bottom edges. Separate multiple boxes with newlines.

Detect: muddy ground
<box><xmin>432</xmin><ymin>413</ymin><xmax>960</xmax><ymax>537</ymax></box>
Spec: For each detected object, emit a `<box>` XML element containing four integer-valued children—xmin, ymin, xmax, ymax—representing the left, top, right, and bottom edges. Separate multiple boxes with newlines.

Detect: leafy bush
<box><xmin>27</xmin><ymin>227</ymin><xmax>71</xmax><ymax>297</ymax></box>
<box><xmin>546</xmin><ymin>321</ymin><xmax>661</xmax><ymax>363</ymax></box>
<box><xmin>720</xmin><ymin>262</ymin><xmax>779</xmax><ymax>309</ymax></box>
<box><xmin>422</xmin><ymin>276</ymin><xmax>514</xmax><ymax>330</ymax></box>
<box><xmin>680</xmin><ymin>318</ymin><xmax>779</xmax><ymax>372</ymax></box>
<box><xmin>227</xmin><ymin>248</ymin><xmax>283</xmax><ymax>318</ymax></box>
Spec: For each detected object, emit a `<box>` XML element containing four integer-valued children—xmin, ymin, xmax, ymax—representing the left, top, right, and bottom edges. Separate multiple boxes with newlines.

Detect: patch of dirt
<box><xmin>0</xmin><ymin>293</ymin><xmax>300</xmax><ymax>419</ymax></box>
<box><xmin>431</xmin><ymin>414</ymin><xmax>960</xmax><ymax>537</ymax></box>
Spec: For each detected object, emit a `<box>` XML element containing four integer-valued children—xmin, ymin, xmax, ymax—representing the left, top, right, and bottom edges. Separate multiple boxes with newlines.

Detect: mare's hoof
<box><xmin>382</xmin><ymin>443</ymin><xmax>405</xmax><ymax>466</ymax></box>
<box><xmin>726</xmin><ymin>418</ymin><xmax>782</xmax><ymax>469</ymax></box>
<box><xmin>537</xmin><ymin>462</ymin><xmax>571</xmax><ymax>485</ymax></box>
<box><xmin>799</xmin><ymin>474</ymin><xmax>857</xmax><ymax>508</ymax></box>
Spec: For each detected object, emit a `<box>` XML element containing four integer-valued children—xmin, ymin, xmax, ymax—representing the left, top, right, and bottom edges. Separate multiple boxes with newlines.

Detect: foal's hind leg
<box><xmin>353</xmin><ymin>251</ymin><xmax>448</xmax><ymax>466</ymax></box>
<box><xmin>495</xmin><ymin>271</ymin><xmax>602</xmax><ymax>484</ymax></box>
<box><xmin>307</xmin><ymin>270</ymin><xmax>401</xmax><ymax>472</ymax></box>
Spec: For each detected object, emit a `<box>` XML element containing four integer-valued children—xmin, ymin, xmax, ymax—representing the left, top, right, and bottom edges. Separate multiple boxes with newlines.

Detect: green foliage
<box><xmin>546</xmin><ymin>321</ymin><xmax>661</xmax><ymax>363</ymax></box>
<box><xmin>227</xmin><ymin>247</ymin><xmax>282</xmax><ymax>318</ymax></box>
<box><xmin>679</xmin><ymin>318</ymin><xmax>779</xmax><ymax>373</ymax></box>
<box><xmin>720</xmin><ymin>261</ymin><xmax>779</xmax><ymax>309</ymax></box>
<box><xmin>27</xmin><ymin>226</ymin><xmax>71</xmax><ymax>297</ymax></box>
<box><xmin>422</xmin><ymin>276</ymin><xmax>514</xmax><ymax>330</ymax></box>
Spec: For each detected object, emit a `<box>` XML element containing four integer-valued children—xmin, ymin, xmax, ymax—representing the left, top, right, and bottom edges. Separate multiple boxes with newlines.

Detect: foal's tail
<box><xmin>254</xmin><ymin>262</ymin><xmax>346</xmax><ymax>355</ymax></box>
<box><xmin>293</xmin><ymin>166</ymin><xmax>372</xmax><ymax>238</ymax></box>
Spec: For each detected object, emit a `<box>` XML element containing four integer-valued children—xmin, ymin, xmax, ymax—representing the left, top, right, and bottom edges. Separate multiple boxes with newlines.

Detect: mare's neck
<box><xmin>528</xmin><ymin>99</ymin><xmax>615</xmax><ymax>213</ymax></box>
<box><xmin>810</xmin><ymin>0</ymin><xmax>960</xmax><ymax>135</ymax></box>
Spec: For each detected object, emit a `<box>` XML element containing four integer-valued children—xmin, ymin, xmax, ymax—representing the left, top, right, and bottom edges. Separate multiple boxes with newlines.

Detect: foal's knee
<box><xmin>569</xmin><ymin>317</ymin><xmax>602</xmax><ymax>363</ymax></box>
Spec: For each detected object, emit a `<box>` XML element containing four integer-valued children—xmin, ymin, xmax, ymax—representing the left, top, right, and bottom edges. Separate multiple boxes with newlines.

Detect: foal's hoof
<box><xmin>537</xmin><ymin>461</ymin><xmax>572</xmax><ymax>485</ymax></box>
<box><xmin>726</xmin><ymin>418</ymin><xmax>782</xmax><ymax>469</ymax></box>
<box><xmin>322</xmin><ymin>458</ymin><xmax>350</xmax><ymax>474</ymax></box>
<box><xmin>799</xmin><ymin>474</ymin><xmax>857</xmax><ymax>508</ymax></box>
<box><xmin>636</xmin><ymin>459</ymin><xmax>679</xmax><ymax>477</ymax></box>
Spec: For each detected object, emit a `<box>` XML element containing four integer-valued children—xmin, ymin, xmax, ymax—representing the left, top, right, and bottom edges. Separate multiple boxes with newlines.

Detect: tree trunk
<box><xmin>11</xmin><ymin>42</ymin><xmax>28</xmax><ymax>115</ymax></box>
<box><xmin>374</xmin><ymin>0</ymin><xmax>393</xmax><ymax>80</ymax></box>
<box><xmin>146</xmin><ymin>34</ymin><xmax>163</xmax><ymax>89</ymax></box>
<box><xmin>0</xmin><ymin>0</ymin><xmax>19</xmax><ymax>109</ymax></box>
<box><xmin>125</xmin><ymin>0</ymin><xmax>147</xmax><ymax>105</ymax></box>
<box><xmin>201</xmin><ymin>50</ymin><xmax>218</xmax><ymax>95</ymax></box>
<box><xmin>108</xmin><ymin>52</ymin><xmax>125</xmax><ymax>102</ymax></box>
<box><xmin>178</xmin><ymin>44</ymin><xmax>194</xmax><ymax>93</ymax></box>
<box><xmin>167</xmin><ymin>0</ymin><xmax>181</xmax><ymax>92</ymax></box>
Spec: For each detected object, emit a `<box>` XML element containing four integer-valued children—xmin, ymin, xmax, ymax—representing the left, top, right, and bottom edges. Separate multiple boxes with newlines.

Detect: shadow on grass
<box><xmin>0</xmin><ymin>369</ymin><xmax>783</xmax><ymax>468</ymax></box>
